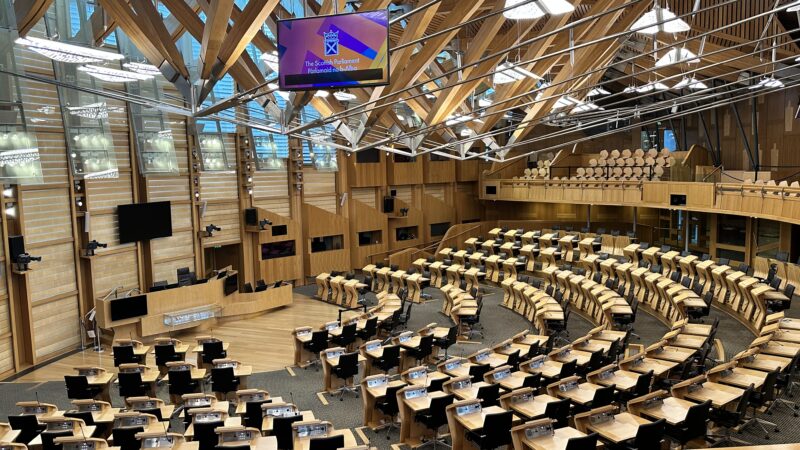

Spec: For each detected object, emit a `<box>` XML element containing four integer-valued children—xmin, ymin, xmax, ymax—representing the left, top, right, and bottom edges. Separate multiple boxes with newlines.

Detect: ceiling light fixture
<box><xmin>654</xmin><ymin>47</ymin><xmax>700</xmax><ymax>67</ymax></box>
<box><xmin>15</xmin><ymin>37</ymin><xmax>124</xmax><ymax>63</ymax></box>
<box><xmin>445</xmin><ymin>114</ymin><xmax>474</xmax><ymax>126</ymax></box>
<box><xmin>503</xmin><ymin>0</ymin><xmax>575</xmax><ymax>20</ymax></box>
<box><xmin>673</xmin><ymin>76</ymin><xmax>708</xmax><ymax>90</ymax></box>
<box><xmin>786</xmin><ymin>0</ymin><xmax>800</xmax><ymax>11</ymax></box>
<box><xmin>636</xmin><ymin>81</ymin><xmax>670</xmax><ymax>93</ymax></box>
<box><xmin>749</xmin><ymin>76</ymin><xmax>785</xmax><ymax>89</ymax></box>
<box><xmin>122</xmin><ymin>62</ymin><xmax>160</xmax><ymax>76</ymax></box>
<box><xmin>571</xmin><ymin>102</ymin><xmax>601</xmax><ymax>114</ymax></box>
<box><xmin>66</xmin><ymin>102</ymin><xmax>125</xmax><ymax>119</ymax></box>
<box><xmin>587</xmin><ymin>87</ymin><xmax>611</xmax><ymax>96</ymax></box>
<box><xmin>478</xmin><ymin>98</ymin><xmax>493</xmax><ymax>107</ymax></box>
<box><xmin>630</xmin><ymin>3</ymin><xmax>690</xmax><ymax>34</ymax></box>
<box><xmin>333</xmin><ymin>91</ymin><xmax>357</xmax><ymax>101</ymax></box>
<box><xmin>314</xmin><ymin>90</ymin><xmax>330</xmax><ymax>98</ymax></box>
<box><xmin>494</xmin><ymin>62</ymin><xmax>540</xmax><ymax>84</ymax></box>
<box><xmin>77</xmin><ymin>65</ymin><xmax>154</xmax><ymax>83</ymax></box>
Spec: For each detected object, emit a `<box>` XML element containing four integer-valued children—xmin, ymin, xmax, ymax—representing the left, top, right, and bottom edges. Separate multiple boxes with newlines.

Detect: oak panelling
<box><xmin>425</xmin><ymin>184</ymin><xmax>446</xmax><ymax>202</ymax></box>
<box><xmin>422</xmin><ymin>194</ymin><xmax>457</xmax><ymax>243</ymax></box>
<box><xmin>85</xmin><ymin>173</ymin><xmax>134</xmax><ymax>211</ymax></box>
<box><xmin>16</xmin><ymin>24</ymin><xmax>55</xmax><ymax>76</ymax></box>
<box><xmin>153</xmin><ymin>256</ymin><xmax>196</xmax><ymax>285</ymax></box>
<box><xmin>88</xmin><ymin>212</ymin><xmax>128</xmax><ymax>250</ymax></box>
<box><xmin>456</xmin><ymin>190</ymin><xmax>482</xmax><ymax>223</ymax></box>
<box><xmin>387</xmin><ymin>158</ymin><xmax>424</xmax><ymax>185</ymax></box>
<box><xmin>302</xmin><ymin>203</ymin><xmax>350</xmax><ymax>276</ymax></box>
<box><xmin>456</xmin><ymin>159</ymin><xmax>480</xmax><ymax>182</ymax></box>
<box><xmin>304</xmin><ymin>194</ymin><xmax>337</xmax><ymax>214</ymax></box>
<box><xmin>169</xmin><ymin>203</ymin><xmax>193</xmax><ymax>229</ymax></box>
<box><xmin>254</xmin><ymin>197</ymin><xmax>291</xmax><ymax>218</ymax></box>
<box><xmin>151</xmin><ymin>230</ymin><xmax>195</xmax><ymax>260</ymax></box>
<box><xmin>21</xmin><ymin>188</ymin><xmax>72</xmax><ymax>244</ymax></box>
<box><xmin>392</xmin><ymin>186</ymin><xmax>413</xmax><ymax>204</ymax></box>
<box><xmin>254</xmin><ymin>208</ymin><xmax>303</xmax><ymax>284</ymax></box>
<box><xmin>199</xmin><ymin>172</ymin><xmax>238</xmax><ymax>200</ymax></box>
<box><xmin>423</xmin><ymin>157</ymin><xmax>456</xmax><ymax>184</ymax></box>
<box><xmin>388</xmin><ymin>198</ymin><xmax>423</xmax><ymax>250</ymax></box>
<box><xmin>28</xmin><ymin>242</ymin><xmax>77</xmax><ymax>303</ymax></box>
<box><xmin>349</xmin><ymin>199</ymin><xmax>388</xmax><ymax>269</ymax></box>
<box><xmin>253</xmin><ymin>171</ymin><xmax>289</xmax><ymax>198</ymax></box>
<box><xmin>346</xmin><ymin>151</ymin><xmax>387</xmax><ymax>187</ymax></box>
<box><xmin>92</xmin><ymin>249</ymin><xmax>139</xmax><ymax>295</ymax></box>
<box><xmin>351</xmin><ymin>187</ymin><xmax>377</xmax><ymax>209</ymax></box>
<box><xmin>0</xmin><ymin>335</ymin><xmax>12</xmax><ymax>375</ymax></box>
<box><xmin>0</xmin><ymin>296</ymin><xmax>10</xmax><ymax>336</ymax></box>
<box><xmin>31</xmin><ymin>295</ymin><xmax>80</xmax><ymax>359</ymax></box>
<box><xmin>200</xmin><ymin>202</ymin><xmax>241</xmax><ymax>246</ymax></box>
<box><xmin>145</xmin><ymin>176</ymin><xmax>191</xmax><ymax>202</ymax></box>
<box><xmin>304</xmin><ymin>170</ymin><xmax>337</xmax><ymax>213</ymax></box>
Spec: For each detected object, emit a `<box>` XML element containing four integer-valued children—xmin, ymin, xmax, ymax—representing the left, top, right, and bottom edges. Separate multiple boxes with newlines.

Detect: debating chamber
<box><xmin>2</xmin><ymin>0</ymin><xmax>800</xmax><ymax>449</ymax></box>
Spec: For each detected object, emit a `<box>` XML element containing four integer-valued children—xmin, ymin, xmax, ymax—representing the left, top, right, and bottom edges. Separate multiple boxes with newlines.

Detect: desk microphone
<box><xmin>79</xmin><ymin>423</ymin><xmax>87</xmax><ymax>441</ymax></box>
<box><xmin>290</xmin><ymin>392</ymin><xmax>295</xmax><ymax>407</ymax></box>
<box><xmin>35</xmin><ymin>391</ymin><xmax>41</xmax><ymax>406</ymax></box>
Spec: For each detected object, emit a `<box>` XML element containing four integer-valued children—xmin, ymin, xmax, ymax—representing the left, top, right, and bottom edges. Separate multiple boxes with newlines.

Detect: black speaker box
<box><xmin>8</xmin><ymin>235</ymin><xmax>25</xmax><ymax>262</ymax></box>
<box><xmin>383</xmin><ymin>196</ymin><xmax>395</xmax><ymax>213</ymax></box>
<box><xmin>244</xmin><ymin>208</ymin><xmax>258</xmax><ymax>226</ymax></box>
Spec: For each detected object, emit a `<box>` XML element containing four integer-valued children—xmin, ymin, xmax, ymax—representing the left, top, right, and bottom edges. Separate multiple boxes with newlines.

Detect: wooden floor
<box><xmin>14</xmin><ymin>293</ymin><xmax>342</xmax><ymax>382</ymax></box>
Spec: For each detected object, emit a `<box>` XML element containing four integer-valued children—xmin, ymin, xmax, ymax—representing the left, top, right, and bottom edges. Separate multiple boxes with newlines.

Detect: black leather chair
<box><xmin>303</xmin><ymin>330</ymin><xmax>329</xmax><ymax>370</ymax></box>
<box><xmin>408</xmin><ymin>335</ymin><xmax>434</xmax><ymax>365</ymax></box>
<box><xmin>41</xmin><ymin>430</ymin><xmax>73</xmax><ymax>450</ymax></box>
<box><xmin>210</xmin><ymin>367</ymin><xmax>240</xmax><ymax>399</ymax></box>
<box><xmin>469</xmin><ymin>363</ymin><xmax>491</xmax><ymax>383</ymax></box>
<box><xmin>331</xmin><ymin>323</ymin><xmax>357</xmax><ymax>349</ymax></box>
<box><xmin>112</xmin><ymin>426</ymin><xmax>145</xmax><ymax>450</ymax></box>
<box><xmin>505</xmin><ymin>350</ymin><xmax>521</xmax><ymax>371</ymax></box>
<box><xmin>113</xmin><ymin>345</ymin><xmax>141</xmax><ymax>367</ymax></box>
<box><xmin>376</xmin><ymin>384</ymin><xmax>403</xmax><ymax>439</ymax></box>
<box><xmin>63</xmin><ymin>410</ymin><xmax>95</xmax><ymax>426</ymax></box>
<box><xmin>428</xmin><ymin>376</ymin><xmax>450</xmax><ymax>392</ymax></box>
<box><xmin>118</xmin><ymin>372</ymin><xmax>149</xmax><ymax>398</ymax></box>
<box><xmin>201</xmin><ymin>341</ymin><xmax>227</xmax><ymax>365</ymax></box>
<box><xmin>742</xmin><ymin>371</ymin><xmax>780</xmax><ymax>438</ymax></box>
<box><xmin>373</xmin><ymin>345</ymin><xmax>401</xmax><ymax>375</ymax></box>
<box><xmin>167</xmin><ymin>368</ymin><xmax>200</xmax><ymax>398</ymax></box>
<box><xmin>64</xmin><ymin>375</ymin><xmax>102</xmax><ymax>400</ymax></box>
<box><xmin>8</xmin><ymin>414</ymin><xmax>45</xmax><ymax>444</ymax></box>
<box><xmin>618</xmin><ymin>418</ymin><xmax>665</xmax><ymax>450</ymax></box>
<box><xmin>544</xmin><ymin>398</ymin><xmax>571</xmax><ymax>428</ymax></box>
<box><xmin>476</xmin><ymin>383</ymin><xmax>501</xmax><ymax>407</ymax></box>
<box><xmin>332</xmin><ymin>352</ymin><xmax>360</xmax><ymax>399</ymax></box>
<box><xmin>243</xmin><ymin>399</ymin><xmax>270</xmax><ymax>429</ymax></box>
<box><xmin>136</xmin><ymin>407</ymin><xmax>163</xmax><ymax>421</ymax></box>
<box><xmin>565</xmin><ymin>433</ymin><xmax>598</xmax><ymax>450</ymax></box>
<box><xmin>708</xmin><ymin>385</ymin><xmax>755</xmax><ymax>447</ymax></box>
<box><xmin>465</xmin><ymin>411</ymin><xmax>513</xmax><ymax>449</ymax></box>
<box><xmin>665</xmin><ymin>399</ymin><xmax>710</xmax><ymax>448</ymax></box>
<box><xmin>433</xmin><ymin>325</ymin><xmax>458</xmax><ymax>361</ymax></box>
<box><xmin>154</xmin><ymin>344</ymin><xmax>183</xmax><ymax>369</ymax></box>
<box><xmin>619</xmin><ymin>370</ymin><xmax>653</xmax><ymax>404</ymax></box>
<box><xmin>273</xmin><ymin>415</ymin><xmax>303</xmax><ymax>450</ymax></box>
<box><xmin>522</xmin><ymin>372</ymin><xmax>542</xmax><ymax>390</ymax></box>
<box><xmin>397</xmin><ymin>302</ymin><xmax>413</xmax><ymax>329</ymax></box>
<box><xmin>356</xmin><ymin>317</ymin><xmax>378</xmax><ymax>342</ymax></box>
<box><xmin>309</xmin><ymin>435</ymin><xmax>345</xmax><ymax>450</ymax></box>
<box><xmin>584</xmin><ymin>384</ymin><xmax>616</xmax><ymax>411</ymax></box>
<box><xmin>414</xmin><ymin>393</ymin><xmax>454</xmax><ymax>449</ymax></box>
<box><xmin>193</xmin><ymin>420</ymin><xmax>224</xmax><ymax>450</ymax></box>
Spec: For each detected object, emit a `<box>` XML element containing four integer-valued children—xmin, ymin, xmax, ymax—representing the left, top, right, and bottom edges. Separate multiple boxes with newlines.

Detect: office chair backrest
<box><xmin>634</xmin><ymin>370</ymin><xmax>654</xmax><ymax>397</ymax></box>
<box><xmin>154</xmin><ymin>344</ymin><xmax>179</xmax><ymax>366</ymax></box>
<box><xmin>362</xmin><ymin>317</ymin><xmax>378</xmax><ymax>338</ymax></box>
<box><xmin>113</xmin><ymin>345</ymin><xmax>137</xmax><ymax>366</ymax></box>
<box><xmin>193</xmin><ymin>420</ymin><xmax>224</xmax><ymax>450</ymax></box>
<box><xmin>480</xmin><ymin>411</ymin><xmax>513</xmax><ymax>445</ymax></box>
<box><xmin>633</xmin><ymin>418</ymin><xmax>665</xmax><ymax>448</ymax></box>
<box><xmin>683</xmin><ymin>400</ymin><xmax>711</xmax><ymax>437</ymax></box>
<box><xmin>380</xmin><ymin>385</ymin><xmax>403</xmax><ymax>415</ymax></box>
<box><xmin>113</xmin><ymin>426</ymin><xmax>145</xmax><ymax>450</ymax></box>
<box><xmin>339</xmin><ymin>323</ymin><xmax>357</xmax><ymax>341</ymax></box>
<box><xmin>565</xmin><ymin>432</ymin><xmax>598</xmax><ymax>450</ymax></box>
<box><xmin>136</xmin><ymin>407</ymin><xmax>162</xmax><ymax>421</ymax></box>
<box><xmin>786</xmin><ymin>284</ymin><xmax>796</xmax><ymax>299</ymax></box>
<box><xmin>63</xmin><ymin>410</ymin><xmax>94</xmax><ymax>426</ymax></box>
<box><xmin>168</xmin><ymin>369</ymin><xmax>196</xmax><ymax>396</ymax></box>
<box><xmin>380</xmin><ymin>345</ymin><xmax>401</xmax><ymax>368</ymax></box>
<box><xmin>505</xmin><ymin>350</ymin><xmax>521</xmax><ymax>370</ymax></box>
<box><xmin>273</xmin><ymin>415</ymin><xmax>303</xmax><ymax>450</ymax></box>
<box><xmin>202</xmin><ymin>341</ymin><xmax>226</xmax><ymax>362</ymax></box>
<box><xmin>118</xmin><ymin>372</ymin><xmax>146</xmax><ymax>398</ymax></box>
<box><xmin>559</xmin><ymin>359</ymin><xmax>577</xmax><ymax>378</ymax></box>
<box><xmin>524</xmin><ymin>342</ymin><xmax>540</xmax><ymax>360</ymax></box>
<box><xmin>469</xmin><ymin>364</ymin><xmax>491</xmax><ymax>383</ymax></box>
<box><xmin>443</xmin><ymin>325</ymin><xmax>458</xmax><ymax>347</ymax></box>
<box><xmin>427</xmin><ymin>394</ymin><xmax>454</xmax><ymax>427</ymax></box>
<box><xmin>336</xmin><ymin>352</ymin><xmax>360</xmax><ymax>378</ymax></box>
<box><xmin>64</xmin><ymin>375</ymin><xmax>92</xmax><ymax>399</ymax></box>
<box><xmin>477</xmin><ymin>383</ymin><xmax>501</xmax><ymax>407</ymax></box>
<box><xmin>416</xmin><ymin>335</ymin><xmax>434</xmax><ymax>359</ymax></box>
<box><xmin>523</xmin><ymin>372</ymin><xmax>542</xmax><ymax>389</ymax></box>
<box><xmin>428</xmin><ymin>377</ymin><xmax>448</xmax><ymax>392</ymax></box>
<box><xmin>309</xmin><ymin>434</ymin><xmax>345</xmax><ymax>450</ymax></box>
<box><xmin>211</xmin><ymin>367</ymin><xmax>239</xmax><ymax>393</ymax></box>
<box><xmin>591</xmin><ymin>384</ymin><xmax>616</xmax><ymax>408</ymax></box>
<box><xmin>41</xmin><ymin>430</ymin><xmax>73</xmax><ymax>450</ymax></box>
<box><xmin>735</xmin><ymin>385</ymin><xmax>755</xmax><ymax>419</ymax></box>
<box><xmin>545</xmin><ymin>398</ymin><xmax>571</xmax><ymax>428</ymax></box>
<box><xmin>770</xmin><ymin>277</ymin><xmax>781</xmax><ymax>289</ymax></box>
<box><xmin>244</xmin><ymin>400</ymin><xmax>268</xmax><ymax>428</ymax></box>
<box><xmin>309</xmin><ymin>330</ymin><xmax>329</xmax><ymax>351</ymax></box>
<box><xmin>8</xmin><ymin>414</ymin><xmax>43</xmax><ymax>444</ymax></box>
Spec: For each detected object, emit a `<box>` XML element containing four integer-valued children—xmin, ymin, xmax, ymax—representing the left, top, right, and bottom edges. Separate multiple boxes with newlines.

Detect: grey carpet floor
<box><xmin>2</xmin><ymin>282</ymin><xmax>800</xmax><ymax>449</ymax></box>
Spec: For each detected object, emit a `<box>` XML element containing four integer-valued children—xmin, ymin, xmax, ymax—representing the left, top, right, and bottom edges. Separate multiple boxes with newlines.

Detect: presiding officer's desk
<box><xmin>291</xmin><ymin>420</ymin><xmax>357</xmax><ymax>450</ymax></box>
<box><xmin>499</xmin><ymin>388</ymin><xmax>559</xmax><ymax>421</ymax></box>
<box><xmin>446</xmin><ymin>398</ymin><xmax>521</xmax><ymax>450</ymax></box>
<box><xmin>360</xmin><ymin>375</ymin><xmax>406</xmax><ymax>429</ymax></box>
<box><xmin>511</xmin><ymin>418</ymin><xmax>588</xmax><ymax>450</ymax></box>
<box><xmin>216</xmin><ymin>426</ymin><xmax>277</xmax><ymax>450</ymax></box>
<box><xmin>73</xmin><ymin>367</ymin><xmax>116</xmax><ymax>403</ymax></box>
<box><xmin>262</xmin><ymin>404</ymin><xmax>315</xmax><ymax>436</ymax></box>
<box><xmin>136</xmin><ymin>432</ymin><xmax>199</xmax><ymax>450</ymax></box>
<box><xmin>29</xmin><ymin>417</ymin><xmax>97</xmax><ymax>450</ymax></box>
<box><xmin>397</xmin><ymin>385</ymin><xmax>449</xmax><ymax>447</ymax></box>
<box><xmin>126</xmin><ymin>397</ymin><xmax>175</xmax><ymax>421</ymax></box>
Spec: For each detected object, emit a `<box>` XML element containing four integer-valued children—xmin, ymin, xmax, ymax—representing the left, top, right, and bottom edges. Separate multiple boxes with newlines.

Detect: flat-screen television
<box><xmin>356</xmin><ymin>148</ymin><xmax>380</xmax><ymax>163</ymax></box>
<box><xmin>430</xmin><ymin>222</ymin><xmax>451</xmax><ymax>237</ymax></box>
<box><xmin>109</xmin><ymin>294</ymin><xmax>148</xmax><ymax>321</ymax></box>
<box><xmin>118</xmin><ymin>201</ymin><xmax>172</xmax><ymax>244</ymax></box>
<box><xmin>261</xmin><ymin>240</ymin><xmax>296</xmax><ymax>260</ymax></box>
<box><xmin>272</xmin><ymin>225</ymin><xmax>288</xmax><ymax>236</ymax></box>
<box><xmin>277</xmin><ymin>10</ymin><xmax>390</xmax><ymax>90</ymax></box>
<box><xmin>224</xmin><ymin>273</ymin><xmax>238</xmax><ymax>296</ymax></box>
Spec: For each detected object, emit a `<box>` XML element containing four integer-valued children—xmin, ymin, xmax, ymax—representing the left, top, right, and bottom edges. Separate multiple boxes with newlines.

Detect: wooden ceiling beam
<box><xmin>199</xmin><ymin>0</ymin><xmax>235</xmax><ymax>79</ymax></box>
<box><xmin>15</xmin><ymin>0</ymin><xmax>53</xmax><ymax>37</ymax></box>
<box><xmin>96</xmin><ymin>0</ymin><xmax>169</xmax><ymax>69</ymax></box>
<box><xmin>129</xmin><ymin>0</ymin><xmax>190</xmax><ymax>79</ymax></box>
<box><xmin>216</xmin><ymin>0</ymin><xmax>281</xmax><ymax>78</ymax></box>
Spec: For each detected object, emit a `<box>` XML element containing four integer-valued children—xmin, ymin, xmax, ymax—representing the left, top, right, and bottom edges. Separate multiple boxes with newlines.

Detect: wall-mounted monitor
<box><xmin>109</xmin><ymin>294</ymin><xmax>148</xmax><ymax>321</ymax></box>
<box><xmin>272</xmin><ymin>225</ymin><xmax>288</xmax><ymax>236</ymax></box>
<box><xmin>118</xmin><ymin>201</ymin><xmax>172</xmax><ymax>243</ymax></box>
<box><xmin>277</xmin><ymin>10</ymin><xmax>390</xmax><ymax>90</ymax></box>
<box><xmin>262</xmin><ymin>240</ymin><xmax>296</xmax><ymax>260</ymax></box>
<box><xmin>356</xmin><ymin>148</ymin><xmax>380</xmax><ymax>163</ymax></box>
<box><xmin>430</xmin><ymin>222</ymin><xmax>451</xmax><ymax>237</ymax></box>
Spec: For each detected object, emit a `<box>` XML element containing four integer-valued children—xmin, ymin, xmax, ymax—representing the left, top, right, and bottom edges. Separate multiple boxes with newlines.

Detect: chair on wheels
<box><xmin>741</xmin><ymin>371</ymin><xmax>780</xmax><ymax>438</ymax></box>
<box><xmin>273</xmin><ymin>414</ymin><xmax>303</xmax><ymax>450</ymax></box>
<box><xmin>665</xmin><ymin>399</ymin><xmax>710</xmax><ymax>449</ymax></box>
<box><xmin>118</xmin><ymin>372</ymin><xmax>149</xmax><ymax>399</ymax></box>
<box><xmin>210</xmin><ymin>367</ymin><xmax>240</xmax><ymax>400</ymax></box>
<box><xmin>617</xmin><ymin>419</ymin><xmax>665</xmax><ymax>450</ymax></box>
<box><xmin>112</xmin><ymin>426</ymin><xmax>145</xmax><ymax>450</ymax></box>
<box><xmin>193</xmin><ymin>419</ymin><xmax>225</xmax><ymax>450</ymax></box>
<box><xmin>707</xmin><ymin>385</ymin><xmax>755</xmax><ymax>447</ymax></box>
<box><xmin>331</xmin><ymin>352</ymin><xmax>360</xmax><ymax>400</ymax></box>
<box><xmin>331</xmin><ymin>323</ymin><xmax>357</xmax><ymax>350</ymax></box>
<box><xmin>408</xmin><ymin>335</ymin><xmax>434</xmax><ymax>366</ymax></box>
<box><xmin>476</xmin><ymin>383</ymin><xmax>501</xmax><ymax>407</ymax></box>
<box><xmin>460</xmin><ymin>301</ymin><xmax>484</xmax><ymax>340</ymax></box>
<box><xmin>414</xmin><ymin>393</ymin><xmax>454</xmax><ymax>449</ymax></box>
<box><xmin>154</xmin><ymin>344</ymin><xmax>183</xmax><ymax>370</ymax></box>
<box><xmin>243</xmin><ymin>399</ymin><xmax>270</xmax><ymax>429</ymax></box>
<box><xmin>373</xmin><ymin>345</ymin><xmax>401</xmax><ymax>375</ymax></box>
<box><xmin>468</xmin><ymin>364</ymin><xmax>491</xmax><ymax>383</ymax></box>
<box><xmin>309</xmin><ymin>435</ymin><xmax>345</xmax><ymax>450</ymax></box>
<box><xmin>618</xmin><ymin>370</ymin><xmax>653</xmax><ymax>404</ymax></box>
<box><xmin>433</xmin><ymin>325</ymin><xmax>458</xmax><ymax>361</ymax></box>
<box><xmin>376</xmin><ymin>384</ymin><xmax>404</xmax><ymax>439</ymax></box>
<box><xmin>64</xmin><ymin>375</ymin><xmax>102</xmax><ymax>400</ymax></box>
<box><xmin>303</xmin><ymin>330</ymin><xmax>329</xmax><ymax>370</ymax></box>
<box><xmin>168</xmin><ymin>368</ymin><xmax>200</xmax><ymax>400</ymax></box>
<box><xmin>113</xmin><ymin>345</ymin><xmax>142</xmax><ymax>367</ymax></box>
<box><xmin>8</xmin><ymin>414</ymin><xmax>45</xmax><ymax>444</ymax></box>
<box><xmin>465</xmin><ymin>411</ymin><xmax>513</xmax><ymax>450</ymax></box>
<box><xmin>565</xmin><ymin>433</ymin><xmax>598</xmax><ymax>450</ymax></box>
<box><xmin>356</xmin><ymin>317</ymin><xmax>378</xmax><ymax>342</ymax></box>
<box><xmin>201</xmin><ymin>341</ymin><xmax>227</xmax><ymax>366</ymax></box>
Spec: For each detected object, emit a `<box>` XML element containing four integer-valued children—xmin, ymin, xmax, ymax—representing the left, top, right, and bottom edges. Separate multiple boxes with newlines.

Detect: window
<box><xmin>310</xmin><ymin>235</ymin><xmax>344</xmax><ymax>253</ymax></box>
<box><xmin>717</xmin><ymin>215</ymin><xmax>746</xmax><ymax>247</ymax></box>
<box><xmin>430</xmin><ymin>222</ymin><xmax>451</xmax><ymax>237</ymax></box>
<box><xmin>358</xmin><ymin>230</ymin><xmax>382</xmax><ymax>246</ymax></box>
<box><xmin>395</xmin><ymin>226</ymin><xmax>418</xmax><ymax>242</ymax></box>
<box><xmin>663</xmin><ymin>129</ymin><xmax>677</xmax><ymax>151</ymax></box>
<box><xmin>261</xmin><ymin>241</ymin><xmax>296</xmax><ymax>260</ymax></box>
<box><xmin>356</xmin><ymin>148</ymin><xmax>380</xmax><ymax>163</ymax></box>
<box><xmin>394</xmin><ymin>154</ymin><xmax>416</xmax><ymax>163</ymax></box>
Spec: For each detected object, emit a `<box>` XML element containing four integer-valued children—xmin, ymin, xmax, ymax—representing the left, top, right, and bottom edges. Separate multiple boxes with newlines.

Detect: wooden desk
<box><xmin>633</xmin><ymin>396</ymin><xmax>696</xmax><ymax>426</ymax></box>
<box><xmin>621</xmin><ymin>357</ymin><xmax>679</xmax><ymax>377</ymax></box>
<box><xmin>0</xmin><ymin>425</ymin><xmax>20</xmax><ymax>444</ymax></box>
<box><xmin>263</xmin><ymin>410</ymin><xmax>314</xmax><ymax>435</ymax></box>
<box><xmin>679</xmin><ymin>382</ymin><xmax>744</xmax><ymax>408</ymax></box>
<box><xmin>293</xmin><ymin>429</ymin><xmax>356</xmax><ymax>450</ymax></box>
<box><xmin>447</xmin><ymin>403</ymin><xmax>512</xmax><ymax>450</ymax></box>
<box><xmin>321</xmin><ymin>350</ymin><xmax>366</xmax><ymax>394</ymax></box>
<box><xmin>739</xmin><ymin>353</ymin><xmax>792</xmax><ymax>373</ymax></box>
<box><xmin>588</xmin><ymin>368</ymin><xmax>641</xmax><ymax>391</ymax></box>
<box><xmin>584</xmin><ymin>411</ymin><xmax>649</xmax><ymax>443</ymax></box>
<box><xmin>29</xmin><ymin>426</ymin><xmax>98</xmax><ymax>448</ymax></box>
<box><xmin>518</xmin><ymin>425</ymin><xmax>586</xmax><ymax>450</ymax></box>
<box><xmin>184</xmin><ymin>417</ymin><xmax>240</xmax><ymax>440</ymax></box>
<box><xmin>398</xmin><ymin>388</ymin><xmax>449</xmax><ymax>447</ymax></box>
<box><xmin>361</xmin><ymin>377</ymin><xmax>406</xmax><ymax>430</ymax></box>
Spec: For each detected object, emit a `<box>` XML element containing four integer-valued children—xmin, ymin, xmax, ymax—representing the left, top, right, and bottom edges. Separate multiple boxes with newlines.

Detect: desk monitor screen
<box><xmin>277</xmin><ymin>10</ymin><xmax>389</xmax><ymax>90</ymax></box>
<box><xmin>224</xmin><ymin>273</ymin><xmax>239</xmax><ymax>296</ymax></box>
<box><xmin>109</xmin><ymin>294</ymin><xmax>148</xmax><ymax>321</ymax></box>
<box><xmin>118</xmin><ymin>201</ymin><xmax>172</xmax><ymax>244</ymax></box>
<box><xmin>262</xmin><ymin>240</ymin><xmax>296</xmax><ymax>260</ymax></box>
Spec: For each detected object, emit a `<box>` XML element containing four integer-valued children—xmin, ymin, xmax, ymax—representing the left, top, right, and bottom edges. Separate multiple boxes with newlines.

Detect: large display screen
<box><xmin>118</xmin><ymin>201</ymin><xmax>173</xmax><ymax>244</ymax></box>
<box><xmin>110</xmin><ymin>294</ymin><xmax>148</xmax><ymax>321</ymax></box>
<box><xmin>277</xmin><ymin>10</ymin><xmax>390</xmax><ymax>90</ymax></box>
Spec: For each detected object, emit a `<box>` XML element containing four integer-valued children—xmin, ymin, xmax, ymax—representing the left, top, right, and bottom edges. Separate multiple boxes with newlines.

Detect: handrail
<box><xmin>101</xmin><ymin>285</ymin><xmax>124</xmax><ymax>301</ymax></box>
<box><xmin>124</xmin><ymin>288</ymin><xmax>141</xmax><ymax>298</ymax></box>
<box><xmin>365</xmin><ymin>238</ymin><xmax>443</xmax><ymax>260</ymax></box>
<box><xmin>433</xmin><ymin>224</ymin><xmax>482</xmax><ymax>254</ymax></box>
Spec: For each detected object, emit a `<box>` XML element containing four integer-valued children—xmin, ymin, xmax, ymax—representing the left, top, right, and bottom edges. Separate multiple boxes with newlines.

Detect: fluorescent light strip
<box><xmin>15</xmin><ymin>37</ymin><xmax>123</xmax><ymax>63</ymax></box>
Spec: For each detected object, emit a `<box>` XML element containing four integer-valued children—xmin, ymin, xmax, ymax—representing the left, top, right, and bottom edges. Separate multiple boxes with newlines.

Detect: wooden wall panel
<box><xmin>31</xmin><ymin>295</ymin><xmax>80</xmax><ymax>359</ymax></box>
<box><xmin>304</xmin><ymin>195</ymin><xmax>337</xmax><ymax>214</ymax></box>
<box><xmin>21</xmin><ymin>189</ymin><xmax>72</xmax><ymax>244</ymax></box>
<box><xmin>28</xmin><ymin>242</ymin><xmax>77</xmax><ymax>303</ymax></box>
<box><xmin>254</xmin><ymin>198</ymin><xmax>291</xmax><ymax>218</ymax></box>
<box><xmin>392</xmin><ymin>186</ymin><xmax>413</xmax><ymax>204</ymax></box>
<box><xmin>305</xmin><ymin>170</ymin><xmax>337</xmax><ymax>195</ymax></box>
<box><xmin>88</xmin><ymin>213</ymin><xmax>128</xmax><ymax>250</ymax></box>
<box><xmin>152</xmin><ymin>230</ymin><xmax>195</xmax><ymax>261</ymax></box>
<box><xmin>85</xmin><ymin>173</ymin><xmax>134</xmax><ymax>211</ymax></box>
<box><xmin>153</xmin><ymin>257</ymin><xmax>196</xmax><ymax>285</ymax></box>
<box><xmin>200</xmin><ymin>202</ymin><xmax>241</xmax><ymax>246</ymax></box>
<box><xmin>92</xmin><ymin>250</ymin><xmax>139</xmax><ymax>295</ymax></box>
<box><xmin>146</xmin><ymin>177</ymin><xmax>191</xmax><ymax>202</ymax></box>
<box><xmin>351</xmin><ymin>188</ymin><xmax>376</xmax><ymax>208</ymax></box>
<box><xmin>425</xmin><ymin>184</ymin><xmax>446</xmax><ymax>202</ymax></box>
<box><xmin>253</xmin><ymin>171</ymin><xmax>289</xmax><ymax>198</ymax></box>
<box><xmin>199</xmin><ymin>172</ymin><xmax>238</xmax><ymax>200</ymax></box>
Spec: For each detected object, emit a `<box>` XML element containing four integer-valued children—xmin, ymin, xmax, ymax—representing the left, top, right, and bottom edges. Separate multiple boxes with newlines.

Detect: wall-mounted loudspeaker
<box><xmin>383</xmin><ymin>196</ymin><xmax>395</xmax><ymax>213</ymax></box>
<box><xmin>8</xmin><ymin>235</ymin><xmax>25</xmax><ymax>262</ymax></box>
<box><xmin>244</xmin><ymin>208</ymin><xmax>258</xmax><ymax>226</ymax></box>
